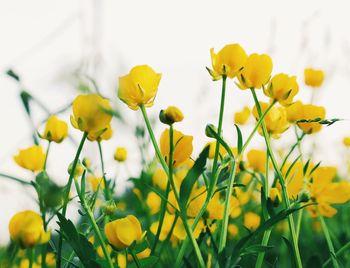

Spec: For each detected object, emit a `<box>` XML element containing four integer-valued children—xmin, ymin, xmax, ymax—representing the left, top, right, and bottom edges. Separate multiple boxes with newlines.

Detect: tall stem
<box><xmin>212</xmin><ymin>75</ymin><xmax>227</xmax><ymax>174</ymax></box>
<box><xmin>43</xmin><ymin>141</ymin><xmax>51</xmax><ymax>170</ymax></box>
<box><xmin>251</xmin><ymin>89</ymin><xmax>303</xmax><ymax>268</ymax></box>
<box><xmin>56</xmin><ymin>132</ymin><xmax>88</xmax><ymax>268</ymax></box>
<box><xmin>98</xmin><ymin>141</ymin><xmax>111</xmax><ymax>201</ymax></box>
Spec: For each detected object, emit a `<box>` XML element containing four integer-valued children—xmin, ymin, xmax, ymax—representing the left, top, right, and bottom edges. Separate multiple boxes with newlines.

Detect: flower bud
<box><xmin>159</xmin><ymin>106</ymin><xmax>184</xmax><ymax>125</ymax></box>
<box><xmin>102</xmin><ymin>200</ymin><xmax>118</xmax><ymax>215</ymax></box>
<box><xmin>82</xmin><ymin>157</ymin><xmax>91</xmax><ymax>168</ymax></box>
<box><xmin>67</xmin><ymin>161</ymin><xmax>84</xmax><ymax>178</ymax></box>
<box><xmin>205</xmin><ymin>124</ymin><xmax>218</xmax><ymax>138</ymax></box>
<box><xmin>298</xmin><ymin>190</ymin><xmax>310</xmax><ymax>203</ymax></box>
<box><xmin>269</xmin><ymin>187</ymin><xmax>281</xmax><ymax>207</ymax></box>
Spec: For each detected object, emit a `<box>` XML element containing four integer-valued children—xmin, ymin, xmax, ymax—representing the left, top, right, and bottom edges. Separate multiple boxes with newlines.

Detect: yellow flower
<box><xmin>343</xmin><ymin>137</ymin><xmax>350</xmax><ymax>147</ymax></box>
<box><xmin>9</xmin><ymin>210</ymin><xmax>50</xmax><ymax>248</ymax></box>
<box><xmin>252</xmin><ymin>102</ymin><xmax>290</xmax><ymax>138</ymax></box>
<box><xmin>237</xmin><ymin>53</ymin><xmax>273</xmax><ymax>89</ymax></box>
<box><xmin>304</xmin><ymin>68</ymin><xmax>325</xmax><ymax>87</ymax></box>
<box><xmin>150</xmin><ymin>213</ymin><xmax>176</xmax><ymax>241</ymax></box>
<box><xmin>308</xmin><ymin>166</ymin><xmax>350</xmax><ymax>217</ymax></box>
<box><xmin>88</xmin><ymin>176</ymin><xmax>104</xmax><ymax>192</ymax></box>
<box><xmin>118</xmin><ymin>65</ymin><xmax>162</xmax><ymax>110</ymax></box>
<box><xmin>234</xmin><ymin>106</ymin><xmax>251</xmax><ymax>125</ymax></box>
<box><xmin>173</xmin><ymin>218</ymin><xmax>205</xmax><ymax>240</ymax></box>
<box><xmin>127</xmin><ymin>248</ymin><xmax>151</xmax><ymax>261</ymax></box>
<box><xmin>187</xmin><ymin>187</ymin><xmax>207</xmax><ymax>218</ymax></box>
<box><xmin>97</xmin><ymin>244</ymin><xmax>112</xmax><ymax>259</ymax></box>
<box><xmin>207</xmin><ymin>141</ymin><xmax>237</xmax><ymax>159</ymax></box>
<box><xmin>269</xmin><ymin>187</ymin><xmax>281</xmax><ymax>204</ymax></box>
<box><xmin>286</xmin><ymin>102</ymin><xmax>326</xmax><ymax>134</ymax></box>
<box><xmin>14</xmin><ymin>145</ymin><xmax>45</xmax><ymax>172</ymax></box>
<box><xmin>243</xmin><ymin>212</ymin><xmax>261</xmax><ymax>230</ymax></box>
<box><xmin>247</xmin><ymin>149</ymin><xmax>268</xmax><ymax>173</ymax></box>
<box><xmin>152</xmin><ymin>168</ymin><xmax>168</xmax><ymax>191</ymax></box>
<box><xmin>104</xmin><ymin>215</ymin><xmax>143</xmax><ymax>250</ymax></box>
<box><xmin>264</xmin><ymin>73</ymin><xmax>299</xmax><ymax>106</ymax></box>
<box><xmin>114</xmin><ymin>147</ymin><xmax>128</xmax><ymax>162</ymax></box>
<box><xmin>209</xmin><ymin>44</ymin><xmax>248</xmax><ymax>80</ymax></box>
<box><xmin>87</xmin><ymin>124</ymin><xmax>113</xmax><ymax>141</ymax></box>
<box><xmin>207</xmin><ymin>192</ymin><xmax>224</xmax><ymax>220</ymax></box>
<box><xmin>228</xmin><ymin>224</ymin><xmax>239</xmax><ymax>238</ymax></box>
<box><xmin>71</xmin><ymin>94</ymin><xmax>112</xmax><ymax>135</ymax></box>
<box><xmin>160</xmin><ymin>106</ymin><xmax>184</xmax><ymax>124</ymax></box>
<box><xmin>40</xmin><ymin>116</ymin><xmax>68</xmax><ymax>143</ymax></box>
<box><xmin>160</xmin><ymin>128</ymin><xmax>193</xmax><ymax>167</ymax></box>
<box><xmin>146</xmin><ymin>192</ymin><xmax>161</xmax><ymax>214</ymax></box>
<box><xmin>229</xmin><ymin>196</ymin><xmax>241</xmax><ymax>218</ymax></box>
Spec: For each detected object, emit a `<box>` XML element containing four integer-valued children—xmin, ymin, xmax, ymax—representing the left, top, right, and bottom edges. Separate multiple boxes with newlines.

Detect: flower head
<box><xmin>40</xmin><ymin>116</ymin><xmax>68</xmax><ymax>143</ymax></box>
<box><xmin>160</xmin><ymin>106</ymin><xmax>184</xmax><ymax>125</ymax></box>
<box><xmin>304</xmin><ymin>68</ymin><xmax>325</xmax><ymax>88</ymax></box>
<box><xmin>14</xmin><ymin>145</ymin><xmax>45</xmax><ymax>172</ymax></box>
<box><xmin>244</xmin><ymin>212</ymin><xmax>261</xmax><ymax>230</ymax></box>
<box><xmin>114</xmin><ymin>147</ymin><xmax>128</xmax><ymax>162</ymax></box>
<box><xmin>209</xmin><ymin>44</ymin><xmax>247</xmax><ymax>80</ymax></box>
<box><xmin>118</xmin><ymin>65</ymin><xmax>162</xmax><ymax>110</ymax></box>
<box><xmin>9</xmin><ymin>210</ymin><xmax>50</xmax><ymax>248</ymax></box>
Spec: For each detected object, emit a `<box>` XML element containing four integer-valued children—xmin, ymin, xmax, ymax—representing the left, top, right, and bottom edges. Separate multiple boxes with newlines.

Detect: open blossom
<box><xmin>209</xmin><ymin>44</ymin><xmax>248</xmax><ymax>80</ymax></box>
<box><xmin>14</xmin><ymin>145</ymin><xmax>45</xmax><ymax>172</ymax></box>
<box><xmin>237</xmin><ymin>53</ymin><xmax>273</xmax><ymax>89</ymax></box>
<box><xmin>118</xmin><ymin>65</ymin><xmax>161</xmax><ymax>110</ymax></box>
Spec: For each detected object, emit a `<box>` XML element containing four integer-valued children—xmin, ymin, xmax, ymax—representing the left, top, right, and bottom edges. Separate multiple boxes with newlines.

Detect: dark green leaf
<box><xmin>241</xmin><ymin>244</ymin><xmax>274</xmax><ymax>256</ymax></box>
<box><xmin>282</xmin><ymin>237</ymin><xmax>297</xmax><ymax>268</ymax></box>
<box><xmin>234</xmin><ymin>124</ymin><xmax>243</xmax><ymax>154</ymax></box>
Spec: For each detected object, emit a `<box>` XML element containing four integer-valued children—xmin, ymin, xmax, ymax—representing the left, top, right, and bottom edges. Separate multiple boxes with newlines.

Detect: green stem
<box><xmin>56</xmin><ymin>131</ymin><xmax>88</xmax><ymax>268</ymax></box>
<box><xmin>97</xmin><ymin>141</ymin><xmax>111</xmax><ymax>201</ymax></box>
<box><xmin>212</xmin><ymin>75</ymin><xmax>227</xmax><ymax>174</ymax></box>
<box><xmin>0</xmin><ymin>173</ymin><xmax>32</xmax><ymax>185</ymax></box>
<box><xmin>130</xmin><ymin>249</ymin><xmax>142</xmax><ymax>268</ymax></box>
<box><xmin>323</xmin><ymin>240</ymin><xmax>350</xmax><ymax>267</ymax></box>
<box><xmin>43</xmin><ymin>141</ymin><xmax>51</xmax><ymax>170</ymax></box>
<box><xmin>251</xmin><ymin>89</ymin><xmax>303</xmax><ymax>268</ymax></box>
<box><xmin>28</xmin><ymin>248</ymin><xmax>34</xmax><ymax>268</ymax></box>
<box><xmin>319</xmin><ymin>213</ymin><xmax>340</xmax><ymax>268</ymax></box>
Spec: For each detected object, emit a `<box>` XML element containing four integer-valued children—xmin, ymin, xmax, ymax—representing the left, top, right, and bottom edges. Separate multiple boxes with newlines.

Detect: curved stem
<box><xmin>0</xmin><ymin>173</ymin><xmax>31</xmax><ymax>185</ymax></box>
<box><xmin>212</xmin><ymin>75</ymin><xmax>227</xmax><ymax>174</ymax></box>
<box><xmin>251</xmin><ymin>89</ymin><xmax>303</xmax><ymax>268</ymax></box>
<box><xmin>130</xmin><ymin>249</ymin><xmax>142</xmax><ymax>268</ymax></box>
<box><xmin>56</xmin><ymin>132</ymin><xmax>88</xmax><ymax>268</ymax></box>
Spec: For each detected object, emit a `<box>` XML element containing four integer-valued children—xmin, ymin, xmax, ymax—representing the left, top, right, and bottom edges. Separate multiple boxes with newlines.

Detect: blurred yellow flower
<box><xmin>234</xmin><ymin>106</ymin><xmax>251</xmax><ymax>125</ymax></box>
<box><xmin>237</xmin><ymin>53</ymin><xmax>273</xmax><ymax>89</ymax></box>
<box><xmin>160</xmin><ymin>106</ymin><xmax>184</xmax><ymax>124</ymax></box>
<box><xmin>304</xmin><ymin>68</ymin><xmax>325</xmax><ymax>87</ymax></box>
<box><xmin>146</xmin><ymin>192</ymin><xmax>161</xmax><ymax>214</ymax></box>
<box><xmin>207</xmin><ymin>141</ymin><xmax>237</xmax><ymax>159</ymax></box>
<box><xmin>14</xmin><ymin>145</ymin><xmax>45</xmax><ymax>172</ymax></box>
<box><xmin>118</xmin><ymin>65</ymin><xmax>162</xmax><ymax>110</ymax></box>
<box><xmin>150</xmin><ymin>213</ymin><xmax>176</xmax><ymax>241</ymax></box>
<box><xmin>207</xmin><ymin>192</ymin><xmax>224</xmax><ymax>220</ymax></box>
<box><xmin>88</xmin><ymin>176</ymin><xmax>104</xmax><ymax>192</ymax></box>
<box><xmin>152</xmin><ymin>168</ymin><xmax>168</xmax><ymax>191</ymax></box>
<box><xmin>244</xmin><ymin>212</ymin><xmax>261</xmax><ymax>230</ymax></box>
<box><xmin>229</xmin><ymin>196</ymin><xmax>242</xmax><ymax>218</ymax></box>
<box><xmin>104</xmin><ymin>215</ymin><xmax>143</xmax><ymax>250</ymax></box>
<box><xmin>71</xmin><ymin>94</ymin><xmax>112</xmax><ymax>135</ymax></box>
<box><xmin>160</xmin><ymin>128</ymin><xmax>193</xmax><ymax>167</ymax></box>
<box><xmin>247</xmin><ymin>149</ymin><xmax>268</xmax><ymax>173</ymax></box>
<box><xmin>173</xmin><ymin>218</ymin><xmax>204</xmax><ymax>240</ymax></box>
<box><xmin>269</xmin><ymin>187</ymin><xmax>281</xmax><ymax>204</ymax></box>
<box><xmin>187</xmin><ymin>187</ymin><xmax>207</xmax><ymax>218</ymax></box>
<box><xmin>209</xmin><ymin>44</ymin><xmax>248</xmax><ymax>80</ymax></box>
<box><xmin>40</xmin><ymin>115</ymin><xmax>68</xmax><ymax>143</ymax></box>
<box><xmin>343</xmin><ymin>137</ymin><xmax>350</xmax><ymax>147</ymax></box>
<box><xmin>264</xmin><ymin>73</ymin><xmax>299</xmax><ymax>106</ymax></box>
<box><xmin>9</xmin><ymin>210</ymin><xmax>50</xmax><ymax>248</ymax></box>
<box><xmin>114</xmin><ymin>147</ymin><xmax>128</xmax><ymax>162</ymax></box>
<box><xmin>228</xmin><ymin>224</ymin><xmax>239</xmax><ymax>238</ymax></box>
<box><xmin>252</xmin><ymin>102</ymin><xmax>290</xmax><ymax>138</ymax></box>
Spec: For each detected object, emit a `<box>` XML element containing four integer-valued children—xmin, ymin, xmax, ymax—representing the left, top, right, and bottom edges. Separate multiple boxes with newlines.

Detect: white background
<box><xmin>1</xmin><ymin>0</ymin><xmax>350</xmax><ymax>244</ymax></box>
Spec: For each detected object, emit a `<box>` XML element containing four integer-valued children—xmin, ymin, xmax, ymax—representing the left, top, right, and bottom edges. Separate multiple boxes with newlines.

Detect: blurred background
<box><xmin>1</xmin><ymin>0</ymin><xmax>350</xmax><ymax>244</ymax></box>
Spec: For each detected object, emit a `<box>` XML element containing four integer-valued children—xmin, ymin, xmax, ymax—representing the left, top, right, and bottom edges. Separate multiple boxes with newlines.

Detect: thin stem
<box><xmin>130</xmin><ymin>249</ymin><xmax>142</xmax><ymax>268</ymax></box>
<box><xmin>0</xmin><ymin>173</ymin><xmax>31</xmax><ymax>185</ymax></box>
<box><xmin>212</xmin><ymin>75</ymin><xmax>227</xmax><ymax>174</ymax></box>
<box><xmin>98</xmin><ymin>141</ymin><xmax>111</xmax><ymax>201</ymax></box>
<box><xmin>56</xmin><ymin>132</ymin><xmax>88</xmax><ymax>268</ymax></box>
<box><xmin>43</xmin><ymin>141</ymin><xmax>51</xmax><ymax>170</ymax></box>
<box><xmin>319</xmin><ymin>213</ymin><xmax>340</xmax><ymax>268</ymax></box>
<box><xmin>28</xmin><ymin>248</ymin><xmax>34</xmax><ymax>268</ymax></box>
<box><xmin>323</xmin><ymin>240</ymin><xmax>350</xmax><ymax>267</ymax></box>
<box><xmin>251</xmin><ymin>89</ymin><xmax>303</xmax><ymax>268</ymax></box>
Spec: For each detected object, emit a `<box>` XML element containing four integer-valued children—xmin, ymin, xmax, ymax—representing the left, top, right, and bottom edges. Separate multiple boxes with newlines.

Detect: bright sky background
<box><xmin>1</xmin><ymin>0</ymin><xmax>350</xmax><ymax>244</ymax></box>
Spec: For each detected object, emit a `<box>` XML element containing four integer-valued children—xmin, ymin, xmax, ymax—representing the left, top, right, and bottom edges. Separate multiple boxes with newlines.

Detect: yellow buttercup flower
<box><xmin>160</xmin><ymin>128</ymin><xmax>193</xmax><ymax>167</ymax></box>
<box><xmin>173</xmin><ymin>218</ymin><xmax>205</xmax><ymax>240</ymax></box>
<box><xmin>209</xmin><ymin>44</ymin><xmax>248</xmax><ymax>80</ymax></box>
<box><xmin>160</xmin><ymin>106</ymin><xmax>184</xmax><ymax>124</ymax></box>
<box><xmin>234</xmin><ymin>106</ymin><xmax>251</xmax><ymax>125</ymax></box>
<box><xmin>40</xmin><ymin>115</ymin><xmax>68</xmax><ymax>143</ymax></box>
<box><xmin>237</xmin><ymin>53</ymin><xmax>273</xmax><ymax>89</ymax></box>
<box><xmin>244</xmin><ymin>212</ymin><xmax>261</xmax><ymax>230</ymax></box>
<box><xmin>71</xmin><ymin>94</ymin><xmax>112</xmax><ymax>135</ymax></box>
<box><xmin>87</xmin><ymin>124</ymin><xmax>113</xmax><ymax>142</ymax></box>
<box><xmin>228</xmin><ymin>224</ymin><xmax>239</xmax><ymax>238</ymax></box>
<box><xmin>229</xmin><ymin>196</ymin><xmax>241</xmax><ymax>218</ymax></box>
<box><xmin>118</xmin><ymin>65</ymin><xmax>162</xmax><ymax>110</ymax></box>
<box><xmin>264</xmin><ymin>73</ymin><xmax>299</xmax><ymax>106</ymax></box>
<box><xmin>252</xmin><ymin>102</ymin><xmax>290</xmax><ymax>138</ymax></box>
<box><xmin>247</xmin><ymin>149</ymin><xmax>268</xmax><ymax>173</ymax></box>
<box><xmin>207</xmin><ymin>192</ymin><xmax>224</xmax><ymax>220</ymax></box>
<box><xmin>343</xmin><ymin>137</ymin><xmax>350</xmax><ymax>147</ymax></box>
<box><xmin>104</xmin><ymin>215</ymin><xmax>143</xmax><ymax>250</ymax></box>
<box><xmin>146</xmin><ymin>192</ymin><xmax>161</xmax><ymax>214</ymax></box>
<box><xmin>14</xmin><ymin>145</ymin><xmax>45</xmax><ymax>172</ymax></box>
<box><xmin>114</xmin><ymin>147</ymin><xmax>128</xmax><ymax>162</ymax></box>
<box><xmin>304</xmin><ymin>68</ymin><xmax>325</xmax><ymax>88</ymax></box>
<box><xmin>9</xmin><ymin>210</ymin><xmax>50</xmax><ymax>248</ymax></box>
<box><xmin>187</xmin><ymin>186</ymin><xmax>207</xmax><ymax>218</ymax></box>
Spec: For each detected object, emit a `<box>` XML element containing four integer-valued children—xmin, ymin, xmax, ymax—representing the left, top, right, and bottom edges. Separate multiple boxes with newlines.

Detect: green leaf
<box><xmin>282</xmin><ymin>237</ymin><xmax>297</xmax><ymax>268</ymax></box>
<box><xmin>6</xmin><ymin>69</ymin><xmax>20</xmax><ymax>82</ymax></box>
<box><xmin>303</xmin><ymin>159</ymin><xmax>311</xmax><ymax>176</ymax></box>
<box><xmin>179</xmin><ymin>146</ymin><xmax>209</xmax><ymax>209</ymax></box>
<box><xmin>308</xmin><ymin>161</ymin><xmax>322</xmax><ymax>177</ymax></box>
<box><xmin>20</xmin><ymin>90</ymin><xmax>32</xmax><ymax>115</ymax></box>
<box><xmin>241</xmin><ymin>244</ymin><xmax>274</xmax><ymax>256</ymax></box>
<box><xmin>234</xmin><ymin>124</ymin><xmax>243</xmax><ymax>154</ymax></box>
<box><xmin>56</xmin><ymin>213</ymin><xmax>101</xmax><ymax>268</ymax></box>
<box><xmin>128</xmin><ymin>256</ymin><xmax>159</xmax><ymax>268</ymax></box>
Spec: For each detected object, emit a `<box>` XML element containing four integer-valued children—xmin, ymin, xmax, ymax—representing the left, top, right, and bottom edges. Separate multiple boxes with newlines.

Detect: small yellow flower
<box><xmin>14</xmin><ymin>145</ymin><xmax>45</xmax><ymax>172</ymax></box>
<box><xmin>160</xmin><ymin>106</ymin><xmax>184</xmax><ymax>124</ymax></box>
<box><xmin>343</xmin><ymin>137</ymin><xmax>350</xmax><ymax>147</ymax></box>
<box><xmin>209</xmin><ymin>44</ymin><xmax>248</xmax><ymax>80</ymax></box>
<box><xmin>304</xmin><ymin>68</ymin><xmax>325</xmax><ymax>87</ymax></box>
<box><xmin>146</xmin><ymin>192</ymin><xmax>161</xmax><ymax>214</ymax></box>
<box><xmin>252</xmin><ymin>102</ymin><xmax>290</xmax><ymax>138</ymax></box>
<box><xmin>67</xmin><ymin>161</ymin><xmax>84</xmax><ymax>178</ymax></box>
<box><xmin>237</xmin><ymin>53</ymin><xmax>273</xmax><ymax>89</ymax></box>
<box><xmin>104</xmin><ymin>215</ymin><xmax>143</xmax><ymax>250</ymax></box>
<box><xmin>9</xmin><ymin>210</ymin><xmax>50</xmax><ymax>248</ymax></box>
<box><xmin>187</xmin><ymin>186</ymin><xmax>207</xmax><ymax>218</ymax></box>
<box><xmin>234</xmin><ymin>106</ymin><xmax>251</xmax><ymax>125</ymax></box>
<box><xmin>127</xmin><ymin>248</ymin><xmax>151</xmax><ymax>261</ymax></box>
<box><xmin>228</xmin><ymin>224</ymin><xmax>239</xmax><ymax>238</ymax></box>
<box><xmin>173</xmin><ymin>218</ymin><xmax>205</xmax><ymax>240</ymax></box>
<box><xmin>160</xmin><ymin>128</ymin><xmax>193</xmax><ymax>167</ymax></box>
<box><xmin>88</xmin><ymin>176</ymin><xmax>104</xmax><ymax>192</ymax></box>
<box><xmin>244</xmin><ymin>212</ymin><xmax>261</xmax><ymax>230</ymax></box>
<box><xmin>229</xmin><ymin>196</ymin><xmax>241</xmax><ymax>218</ymax></box>
<box><xmin>87</xmin><ymin>124</ymin><xmax>113</xmax><ymax>142</ymax></box>
<box><xmin>118</xmin><ymin>65</ymin><xmax>162</xmax><ymax>110</ymax></box>
<box><xmin>247</xmin><ymin>149</ymin><xmax>268</xmax><ymax>173</ymax></box>
<box><xmin>40</xmin><ymin>116</ymin><xmax>68</xmax><ymax>143</ymax></box>
<box><xmin>207</xmin><ymin>192</ymin><xmax>225</xmax><ymax>220</ymax></box>
<box><xmin>70</xmin><ymin>94</ymin><xmax>112</xmax><ymax>135</ymax></box>
<box><xmin>152</xmin><ymin>168</ymin><xmax>168</xmax><ymax>191</ymax></box>
<box><xmin>264</xmin><ymin>73</ymin><xmax>299</xmax><ymax>106</ymax></box>
<box><xmin>114</xmin><ymin>147</ymin><xmax>128</xmax><ymax>162</ymax></box>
